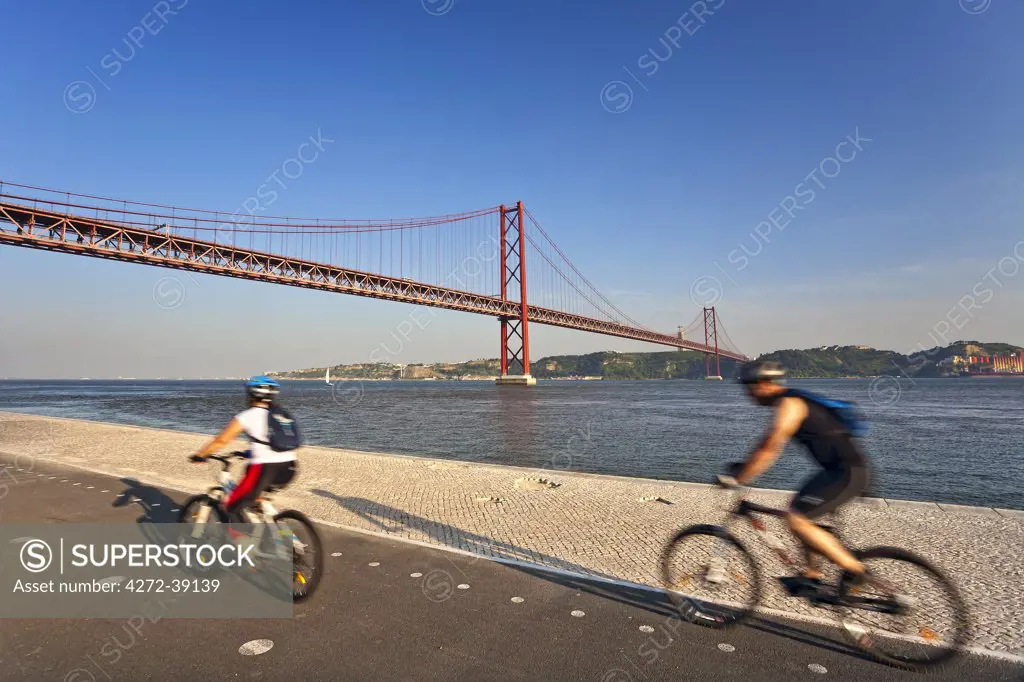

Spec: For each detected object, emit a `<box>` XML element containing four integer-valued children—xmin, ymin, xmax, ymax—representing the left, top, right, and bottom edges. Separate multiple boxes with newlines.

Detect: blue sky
<box><xmin>2</xmin><ymin>0</ymin><xmax>1023</xmax><ymax>378</ymax></box>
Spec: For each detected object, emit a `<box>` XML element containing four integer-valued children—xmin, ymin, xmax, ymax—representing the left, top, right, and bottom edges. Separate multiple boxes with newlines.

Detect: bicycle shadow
<box><xmin>510</xmin><ymin>564</ymin><xmax>875</xmax><ymax>663</ymax></box>
<box><xmin>112</xmin><ymin>477</ymin><xmax>181</xmax><ymax>523</ymax></box>
<box><xmin>311</xmin><ymin>490</ymin><xmax>875</xmax><ymax>664</ymax></box>
<box><xmin>311</xmin><ymin>490</ymin><xmax>623</xmax><ymax>581</ymax></box>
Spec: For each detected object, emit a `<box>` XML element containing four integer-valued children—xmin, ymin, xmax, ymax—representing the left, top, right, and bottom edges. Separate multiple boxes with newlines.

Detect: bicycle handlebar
<box><xmin>204</xmin><ymin>451</ymin><xmax>248</xmax><ymax>465</ymax></box>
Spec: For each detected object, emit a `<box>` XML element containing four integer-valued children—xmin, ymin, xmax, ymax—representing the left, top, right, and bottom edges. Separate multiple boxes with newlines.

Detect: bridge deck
<box><xmin>0</xmin><ymin>200</ymin><xmax>747</xmax><ymax>361</ymax></box>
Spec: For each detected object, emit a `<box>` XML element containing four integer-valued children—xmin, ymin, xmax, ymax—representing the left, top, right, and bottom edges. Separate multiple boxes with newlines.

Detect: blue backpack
<box><xmin>784</xmin><ymin>389</ymin><xmax>868</xmax><ymax>438</ymax></box>
<box><xmin>252</xmin><ymin>404</ymin><xmax>302</xmax><ymax>452</ymax></box>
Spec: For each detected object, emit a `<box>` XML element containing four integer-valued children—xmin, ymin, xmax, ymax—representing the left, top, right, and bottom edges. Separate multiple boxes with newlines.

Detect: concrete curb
<box><xmin>1</xmin><ymin>410</ymin><xmax>1021</xmax><ymax>519</ymax></box>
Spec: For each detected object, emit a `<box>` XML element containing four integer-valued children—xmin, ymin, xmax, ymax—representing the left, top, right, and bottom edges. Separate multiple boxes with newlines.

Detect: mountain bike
<box><xmin>177</xmin><ymin>452</ymin><xmax>323</xmax><ymax>603</ymax></box>
<box><xmin>659</xmin><ymin>477</ymin><xmax>969</xmax><ymax>670</ymax></box>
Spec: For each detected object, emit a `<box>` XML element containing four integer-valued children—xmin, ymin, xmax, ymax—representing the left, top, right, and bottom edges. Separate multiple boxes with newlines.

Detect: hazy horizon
<box><xmin>2</xmin><ymin>329</ymin><xmax>1020</xmax><ymax>381</ymax></box>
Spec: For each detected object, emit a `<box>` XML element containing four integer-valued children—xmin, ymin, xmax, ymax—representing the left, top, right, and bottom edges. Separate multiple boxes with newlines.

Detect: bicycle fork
<box><xmin>189</xmin><ymin>498</ymin><xmax>218</xmax><ymax>539</ymax></box>
<box><xmin>706</xmin><ymin>525</ymin><xmax>738</xmax><ymax>585</ymax></box>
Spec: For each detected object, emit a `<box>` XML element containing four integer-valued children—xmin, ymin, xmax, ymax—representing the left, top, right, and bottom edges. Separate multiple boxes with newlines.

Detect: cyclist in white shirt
<box><xmin>190</xmin><ymin>376</ymin><xmax>298</xmax><ymax>521</ymax></box>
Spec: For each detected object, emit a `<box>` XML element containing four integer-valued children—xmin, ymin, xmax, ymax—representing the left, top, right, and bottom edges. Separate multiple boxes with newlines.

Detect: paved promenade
<box><xmin>5</xmin><ymin>457</ymin><xmax>1021</xmax><ymax>680</ymax></box>
<box><xmin>1</xmin><ymin>411</ymin><xmax>1022</xmax><ymax>659</ymax></box>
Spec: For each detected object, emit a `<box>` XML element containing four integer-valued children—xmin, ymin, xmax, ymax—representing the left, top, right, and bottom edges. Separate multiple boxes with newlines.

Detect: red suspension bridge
<box><xmin>0</xmin><ymin>181</ymin><xmax>748</xmax><ymax>382</ymax></box>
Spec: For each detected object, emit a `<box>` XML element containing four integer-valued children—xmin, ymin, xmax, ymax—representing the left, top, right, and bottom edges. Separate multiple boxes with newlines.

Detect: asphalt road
<box><xmin>0</xmin><ymin>455</ymin><xmax>1020</xmax><ymax>682</ymax></box>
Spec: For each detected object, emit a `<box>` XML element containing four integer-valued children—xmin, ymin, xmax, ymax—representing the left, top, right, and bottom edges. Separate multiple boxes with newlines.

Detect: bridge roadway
<box><xmin>0</xmin><ymin>200</ymin><xmax>748</xmax><ymax>361</ymax></box>
<box><xmin>1</xmin><ymin>458</ymin><xmax>1019</xmax><ymax>681</ymax></box>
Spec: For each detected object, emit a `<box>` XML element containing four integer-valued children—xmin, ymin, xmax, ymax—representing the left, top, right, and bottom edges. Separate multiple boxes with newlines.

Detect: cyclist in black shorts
<box><xmin>720</xmin><ymin>360</ymin><xmax>870</xmax><ymax>593</ymax></box>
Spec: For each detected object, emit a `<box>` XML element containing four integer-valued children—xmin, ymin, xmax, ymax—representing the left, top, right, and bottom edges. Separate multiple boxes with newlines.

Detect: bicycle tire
<box><xmin>177</xmin><ymin>494</ymin><xmax>228</xmax><ymax>523</ymax></box>
<box><xmin>834</xmin><ymin>546</ymin><xmax>970</xmax><ymax>670</ymax></box>
<box><xmin>273</xmin><ymin>509</ymin><xmax>324</xmax><ymax>603</ymax></box>
<box><xmin>660</xmin><ymin>525</ymin><xmax>762</xmax><ymax>628</ymax></box>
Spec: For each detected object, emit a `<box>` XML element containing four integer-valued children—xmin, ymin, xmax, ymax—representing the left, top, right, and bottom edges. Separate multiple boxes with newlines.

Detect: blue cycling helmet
<box><xmin>246</xmin><ymin>375</ymin><xmax>280</xmax><ymax>402</ymax></box>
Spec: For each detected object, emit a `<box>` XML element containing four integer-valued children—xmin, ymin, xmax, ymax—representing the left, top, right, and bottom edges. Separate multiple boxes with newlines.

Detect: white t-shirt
<box><xmin>235</xmin><ymin>407</ymin><xmax>298</xmax><ymax>464</ymax></box>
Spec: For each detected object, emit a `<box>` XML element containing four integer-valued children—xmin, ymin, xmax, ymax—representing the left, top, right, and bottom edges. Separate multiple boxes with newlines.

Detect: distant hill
<box><xmin>268</xmin><ymin>340</ymin><xmax>1021</xmax><ymax>381</ymax></box>
<box><xmin>751</xmin><ymin>341</ymin><xmax>1022</xmax><ymax>378</ymax></box>
<box><xmin>533</xmin><ymin>351</ymin><xmax>741</xmax><ymax>379</ymax></box>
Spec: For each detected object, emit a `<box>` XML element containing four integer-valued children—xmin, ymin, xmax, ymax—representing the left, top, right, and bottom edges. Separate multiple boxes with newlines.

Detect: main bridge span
<box><xmin>0</xmin><ymin>181</ymin><xmax>747</xmax><ymax>382</ymax></box>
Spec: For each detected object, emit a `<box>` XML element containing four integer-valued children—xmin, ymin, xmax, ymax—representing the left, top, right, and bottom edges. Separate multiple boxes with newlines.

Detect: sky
<box><xmin>1</xmin><ymin>0</ymin><xmax>1023</xmax><ymax>378</ymax></box>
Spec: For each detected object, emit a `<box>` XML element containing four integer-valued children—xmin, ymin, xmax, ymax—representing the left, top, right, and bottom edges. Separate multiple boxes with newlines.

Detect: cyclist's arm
<box><xmin>736</xmin><ymin>396</ymin><xmax>806</xmax><ymax>485</ymax></box>
<box><xmin>193</xmin><ymin>418</ymin><xmax>245</xmax><ymax>460</ymax></box>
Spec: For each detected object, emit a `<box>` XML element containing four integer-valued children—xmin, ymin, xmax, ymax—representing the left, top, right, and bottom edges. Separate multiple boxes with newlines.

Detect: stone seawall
<box><xmin>1</xmin><ymin>411</ymin><xmax>1021</xmax><ymax>657</ymax></box>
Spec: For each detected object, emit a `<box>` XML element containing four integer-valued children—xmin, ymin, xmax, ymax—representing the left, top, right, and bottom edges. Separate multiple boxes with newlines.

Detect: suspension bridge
<box><xmin>0</xmin><ymin>181</ymin><xmax>748</xmax><ymax>382</ymax></box>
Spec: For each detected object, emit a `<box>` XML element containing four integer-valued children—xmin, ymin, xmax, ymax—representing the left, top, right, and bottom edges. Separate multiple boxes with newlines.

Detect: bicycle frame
<box><xmin>702</xmin><ymin>489</ymin><xmax>846</xmax><ymax>588</ymax></box>
<box><xmin>188</xmin><ymin>455</ymin><xmax>293</xmax><ymax>560</ymax></box>
<box><xmin>731</xmin><ymin>499</ymin><xmax>801</xmax><ymax>567</ymax></box>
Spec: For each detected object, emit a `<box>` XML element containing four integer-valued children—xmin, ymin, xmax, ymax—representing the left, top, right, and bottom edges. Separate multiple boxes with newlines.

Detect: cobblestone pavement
<box><xmin>2</xmin><ymin>412</ymin><xmax>1021</xmax><ymax>657</ymax></box>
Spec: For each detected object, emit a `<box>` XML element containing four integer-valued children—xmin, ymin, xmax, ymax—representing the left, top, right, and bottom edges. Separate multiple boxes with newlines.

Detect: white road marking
<box><xmin>97</xmin><ymin>576</ymin><xmax>126</xmax><ymax>586</ymax></box>
<box><xmin>718</xmin><ymin>643</ymin><xmax>735</xmax><ymax>653</ymax></box>
<box><xmin>571</xmin><ymin>610</ymin><xmax>585</xmax><ymax>618</ymax></box>
<box><xmin>238</xmin><ymin>639</ymin><xmax>273</xmax><ymax>656</ymax></box>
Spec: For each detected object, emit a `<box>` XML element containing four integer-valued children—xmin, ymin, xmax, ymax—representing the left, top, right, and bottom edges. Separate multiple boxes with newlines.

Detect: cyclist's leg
<box><xmin>266</xmin><ymin>460</ymin><xmax>296</xmax><ymax>492</ymax></box>
<box><xmin>802</xmin><ymin>547</ymin><xmax>823</xmax><ymax>580</ymax></box>
<box><xmin>788</xmin><ymin>466</ymin><xmax>868</xmax><ymax>576</ymax></box>
<box><xmin>224</xmin><ymin>463</ymin><xmax>268</xmax><ymax>524</ymax></box>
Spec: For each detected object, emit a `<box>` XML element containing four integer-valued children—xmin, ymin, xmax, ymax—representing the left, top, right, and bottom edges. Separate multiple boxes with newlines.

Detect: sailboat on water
<box><xmin>325</xmin><ymin>367</ymin><xmax>331</xmax><ymax>385</ymax></box>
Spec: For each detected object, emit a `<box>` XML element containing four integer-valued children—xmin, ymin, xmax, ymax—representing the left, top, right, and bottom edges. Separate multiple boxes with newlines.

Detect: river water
<box><xmin>1</xmin><ymin>378</ymin><xmax>1021</xmax><ymax>509</ymax></box>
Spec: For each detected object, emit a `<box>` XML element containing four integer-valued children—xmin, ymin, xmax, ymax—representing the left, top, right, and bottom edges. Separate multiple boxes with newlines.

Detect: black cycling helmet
<box><xmin>737</xmin><ymin>360</ymin><xmax>785</xmax><ymax>385</ymax></box>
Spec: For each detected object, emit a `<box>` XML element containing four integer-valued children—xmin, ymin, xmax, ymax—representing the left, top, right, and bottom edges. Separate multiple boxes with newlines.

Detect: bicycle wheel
<box><xmin>660</xmin><ymin>525</ymin><xmax>761</xmax><ymax>628</ymax></box>
<box><xmin>177</xmin><ymin>493</ymin><xmax>228</xmax><ymax>524</ymax></box>
<box><xmin>834</xmin><ymin>546</ymin><xmax>969</xmax><ymax>670</ymax></box>
<box><xmin>273</xmin><ymin>509</ymin><xmax>324</xmax><ymax>602</ymax></box>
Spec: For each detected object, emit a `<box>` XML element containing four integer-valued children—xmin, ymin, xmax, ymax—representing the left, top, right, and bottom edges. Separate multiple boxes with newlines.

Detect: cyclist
<box><xmin>189</xmin><ymin>375</ymin><xmax>299</xmax><ymax>522</ymax></box>
<box><xmin>720</xmin><ymin>360</ymin><xmax>871</xmax><ymax>595</ymax></box>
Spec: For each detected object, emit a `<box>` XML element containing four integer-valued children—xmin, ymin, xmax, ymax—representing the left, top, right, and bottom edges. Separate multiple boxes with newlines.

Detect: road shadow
<box><xmin>312</xmin><ymin>490</ymin><xmax>875</xmax><ymax>664</ymax></box>
<box><xmin>311</xmin><ymin>490</ymin><xmax>622</xmax><ymax>581</ymax></box>
<box><xmin>112</xmin><ymin>477</ymin><xmax>181</xmax><ymax>523</ymax></box>
<box><xmin>511</xmin><ymin>564</ymin><xmax>875</xmax><ymax>663</ymax></box>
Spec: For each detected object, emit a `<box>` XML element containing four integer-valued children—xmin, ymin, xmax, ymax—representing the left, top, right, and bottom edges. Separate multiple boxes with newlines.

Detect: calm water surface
<box><xmin>1</xmin><ymin>378</ymin><xmax>1021</xmax><ymax>509</ymax></box>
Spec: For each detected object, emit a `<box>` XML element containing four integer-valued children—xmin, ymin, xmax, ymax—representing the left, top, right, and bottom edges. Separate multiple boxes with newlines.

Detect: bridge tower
<box><xmin>496</xmin><ymin>201</ymin><xmax>535</xmax><ymax>386</ymax></box>
<box><xmin>703</xmin><ymin>306</ymin><xmax>723</xmax><ymax>380</ymax></box>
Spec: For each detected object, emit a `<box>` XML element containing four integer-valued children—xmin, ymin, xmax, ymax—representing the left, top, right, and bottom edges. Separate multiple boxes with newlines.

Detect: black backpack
<box><xmin>251</xmin><ymin>404</ymin><xmax>302</xmax><ymax>452</ymax></box>
<box><xmin>784</xmin><ymin>388</ymin><xmax>868</xmax><ymax>438</ymax></box>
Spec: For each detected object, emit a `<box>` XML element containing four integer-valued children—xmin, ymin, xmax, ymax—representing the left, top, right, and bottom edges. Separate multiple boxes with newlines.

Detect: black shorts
<box><xmin>790</xmin><ymin>466</ymin><xmax>868</xmax><ymax>520</ymax></box>
<box><xmin>224</xmin><ymin>460</ymin><xmax>297</xmax><ymax>520</ymax></box>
